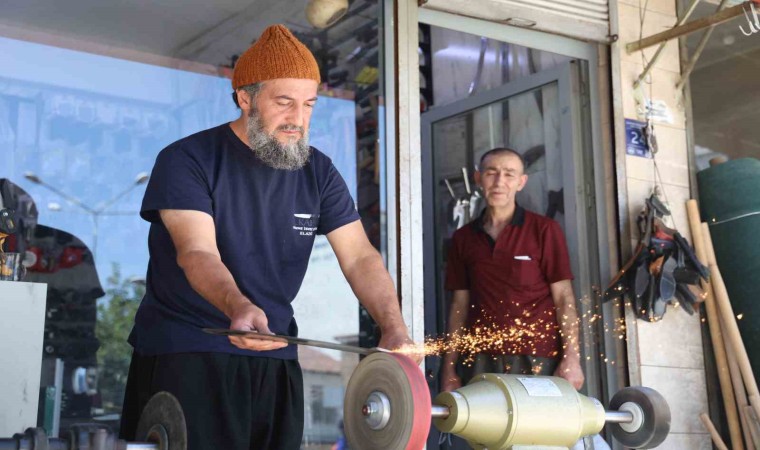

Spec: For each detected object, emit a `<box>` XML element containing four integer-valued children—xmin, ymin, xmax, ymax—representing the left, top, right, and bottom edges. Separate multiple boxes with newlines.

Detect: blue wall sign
<box><xmin>625</xmin><ymin>119</ymin><xmax>651</xmax><ymax>158</ymax></box>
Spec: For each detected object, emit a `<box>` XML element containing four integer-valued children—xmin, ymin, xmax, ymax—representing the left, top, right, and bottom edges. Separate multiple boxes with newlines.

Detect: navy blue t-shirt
<box><xmin>128</xmin><ymin>123</ymin><xmax>360</xmax><ymax>359</ymax></box>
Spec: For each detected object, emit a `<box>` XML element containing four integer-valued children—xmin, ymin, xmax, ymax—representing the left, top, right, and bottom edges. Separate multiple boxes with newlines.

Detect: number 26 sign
<box><xmin>625</xmin><ymin>119</ymin><xmax>651</xmax><ymax>158</ymax></box>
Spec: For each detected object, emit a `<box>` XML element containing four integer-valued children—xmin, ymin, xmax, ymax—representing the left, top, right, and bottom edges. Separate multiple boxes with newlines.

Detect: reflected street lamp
<box><xmin>24</xmin><ymin>171</ymin><xmax>149</xmax><ymax>260</ymax></box>
<box><xmin>127</xmin><ymin>276</ymin><xmax>146</xmax><ymax>286</ymax></box>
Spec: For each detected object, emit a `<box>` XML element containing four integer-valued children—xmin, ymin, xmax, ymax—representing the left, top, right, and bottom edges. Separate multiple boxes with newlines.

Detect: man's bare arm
<box><xmin>159</xmin><ymin>209</ymin><xmax>285</xmax><ymax>351</ymax></box>
<box><xmin>326</xmin><ymin>221</ymin><xmax>413</xmax><ymax>354</ymax></box>
<box><xmin>440</xmin><ymin>289</ymin><xmax>470</xmax><ymax>391</ymax></box>
<box><xmin>549</xmin><ymin>279</ymin><xmax>584</xmax><ymax>389</ymax></box>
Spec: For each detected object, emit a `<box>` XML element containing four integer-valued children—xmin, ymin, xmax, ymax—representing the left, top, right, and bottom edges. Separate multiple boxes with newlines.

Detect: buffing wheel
<box><xmin>136</xmin><ymin>391</ymin><xmax>188</xmax><ymax>450</ymax></box>
<box><xmin>609</xmin><ymin>386</ymin><xmax>670</xmax><ymax>449</ymax></box>
<box><xmin>344</xmin><ymin>353</ymin><xmax>431</xmax><ymax>450</ymax></box>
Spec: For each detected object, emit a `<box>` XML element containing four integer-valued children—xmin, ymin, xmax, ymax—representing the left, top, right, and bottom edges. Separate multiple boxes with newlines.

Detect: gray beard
<box><xmin>246</xmin><ymin>111</ymin><xmax>311</xmax><ymax>170</ymax></box>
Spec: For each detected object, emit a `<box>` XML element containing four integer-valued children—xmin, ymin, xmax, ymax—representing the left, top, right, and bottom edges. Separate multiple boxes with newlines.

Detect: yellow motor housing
<box><xmin>433</xmin><ymin>374</ymin><xmax>606</xmax><ymax>449</ymax></box>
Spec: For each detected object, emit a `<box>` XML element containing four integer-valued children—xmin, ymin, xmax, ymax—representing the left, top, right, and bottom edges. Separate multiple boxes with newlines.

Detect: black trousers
<box><xmin>120</xmin><ymin>352</ymin><xmax>304</xmax><ymax>450</ymax></box>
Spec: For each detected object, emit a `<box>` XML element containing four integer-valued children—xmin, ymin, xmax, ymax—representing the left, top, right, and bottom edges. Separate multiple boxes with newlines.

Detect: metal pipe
<box><xmin>430</xmin><ymin>404</ymin><xmax>634</xmax><ymax>423</ymax></box>
<box><xmin>468</xmin><ymin>37</ymin><xmax>488</xmax><ymax>96</ymax></box>
<box><xmin>431</xmin><ymin>405</ymin><xmax>451</xmax><ymax>419</ymax></box>
<box><xmin>126</xmin><ymin>443</ymin><xmax>160</xmax><ymax>449</ymax></box>
<box><xmin>626</xmin><ymin>3</ymin><xmax>747</xmax><ymax>53</ymax></box>
<box><xmin>605</xmin><ymin>410</ymin><xmax>635</xmax><ymax>423</ymax></box>
<box><xmin>461</xmin><ymin>167</ymin><xmax>472</xmax><ymax>195</ymax></box>
<box><xmin>633</xmin><ymin>0</ymin><xmax>702</xmax><ymax>89</ymax></box>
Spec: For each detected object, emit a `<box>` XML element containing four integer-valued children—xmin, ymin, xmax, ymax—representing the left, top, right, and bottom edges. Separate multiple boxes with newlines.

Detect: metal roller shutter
<box><xmin>420</xmin><ymin>0</ymin><xmax>610</xmax><ymax>43</ymax></box>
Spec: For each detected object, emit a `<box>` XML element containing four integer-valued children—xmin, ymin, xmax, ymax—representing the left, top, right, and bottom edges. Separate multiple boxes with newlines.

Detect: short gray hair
<box><xmin>232</xmin><ymin>82</ymin><xmax>265</xmax><ymax>108</ymax></box>
<box><xmin>478</xmin><ymin>147</ymin><xmax>525</xmax><ymax>172</ymax></box>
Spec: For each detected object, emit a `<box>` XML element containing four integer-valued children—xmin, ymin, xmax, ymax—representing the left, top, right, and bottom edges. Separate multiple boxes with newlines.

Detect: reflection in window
<box><xmin>0</xmin><ymin>33</ymin><xmax>360</xmax><ymax>436</ymax></box>
<box><xmin>1</xmin><ymin>35</ymin><xmax>241</xmax><ymax>431</ymax></box>
<box><xmin>301</xmin><ymin>347</ymin><xmax>345</xmax><ymax>444</ymax></box>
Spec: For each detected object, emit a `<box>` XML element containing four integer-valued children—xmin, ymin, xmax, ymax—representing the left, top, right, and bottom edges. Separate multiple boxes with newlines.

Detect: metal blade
<box><xmin>202</xmin><ymin>328</ymin><xmax>389</xmax><ymax>356</ymax></box>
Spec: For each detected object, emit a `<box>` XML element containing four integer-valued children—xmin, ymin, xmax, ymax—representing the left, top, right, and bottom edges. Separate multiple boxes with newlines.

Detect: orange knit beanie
<box><xmin>232</xmin><ymin>24</ymin><xmax>321</xmax><ymax>89</ymax></box>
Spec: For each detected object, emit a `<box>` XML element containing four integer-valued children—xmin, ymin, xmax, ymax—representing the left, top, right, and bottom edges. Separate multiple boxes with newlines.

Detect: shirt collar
<box><xmin>474</xmin><ymin>203</ymin><xmax>525</xmax><ymax>233</ymax></box>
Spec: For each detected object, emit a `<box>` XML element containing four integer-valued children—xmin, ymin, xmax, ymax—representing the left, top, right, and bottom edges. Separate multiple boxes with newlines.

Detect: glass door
<box><xmin>421</xmin><ymin>61</ymin><xmax>602</xmax><ymax>447</ymax></box>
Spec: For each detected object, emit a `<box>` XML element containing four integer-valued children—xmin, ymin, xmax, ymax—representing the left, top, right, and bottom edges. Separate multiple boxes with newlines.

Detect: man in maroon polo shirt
<box><xmin>440</xmin><ymin>147</ymin><xmax>584</xmax><ymax>392</ymax></box>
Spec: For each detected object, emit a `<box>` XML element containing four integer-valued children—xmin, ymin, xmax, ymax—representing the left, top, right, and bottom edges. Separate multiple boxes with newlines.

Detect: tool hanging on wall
<box><xmin>445</xmin><ymin>167</ymin><xmax>483</xmax><ymax>231</ymax></box>
<box><xmin>603</xmin><ymin>193</ymin><xmax>709</xmax><ymax>321</ymax></box>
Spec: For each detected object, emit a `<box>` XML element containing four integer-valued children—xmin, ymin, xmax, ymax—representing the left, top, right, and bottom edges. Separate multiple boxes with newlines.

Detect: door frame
<box><xmin>415</xmin><ymin>7</ymin><xmax>619</xmax><ymax>387</ymax></box>
<box><xmin>420</xmin><ymin>61</ymin><xmax>595</xmax><ymax>383</ymax></box>
<box><xmin>416</xmin><ymin>17</ymin><xmax>621</xmax><ymax>448</ymax></box>
<box><xmin>414</xmin><ymin>12</ymin><xmax>618</xmax><ymax>379</ymax></box>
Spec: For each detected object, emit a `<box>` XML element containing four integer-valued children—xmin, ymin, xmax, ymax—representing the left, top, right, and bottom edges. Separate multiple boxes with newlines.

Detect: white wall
<box><xmin>610</xmin><ymin>0</ymin><xmax>711</xmax><ymax>446</ymax></box>
<box><xmin>0</xmin><ymin>281</ymin><xmax>47</xmax><ymax>436</ymax></box>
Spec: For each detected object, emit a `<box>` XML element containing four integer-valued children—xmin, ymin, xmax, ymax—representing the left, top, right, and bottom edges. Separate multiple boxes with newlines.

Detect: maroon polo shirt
<box><xmin>445</xmin><ymin>205</ymin><xmax>574</xmax><ymax>358</ymax></box>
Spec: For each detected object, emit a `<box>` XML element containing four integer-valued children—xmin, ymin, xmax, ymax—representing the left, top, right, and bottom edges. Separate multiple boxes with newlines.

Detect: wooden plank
<box><xmin>723</xmin><ymin>310</ymin><xmax>755</xmax><ymax>449</ymax></box>
<box><xmin>701</xmin><ymin>222</ymin><xmax>760</xmax><ymax>423</ymax></box>
<box><xmin>626</xmin><ymin>3</ymin><xmax>747</xmax><ymax>53</ymax></box>
<box><xmin>701</xmin><ymin>413</ymin><xmax>731</xmax><ymax>450</ymax></box>
<box><xmin>686</xmin><ymin>201</ymin><xmax>744</xmax><ymax>450</ymax></box>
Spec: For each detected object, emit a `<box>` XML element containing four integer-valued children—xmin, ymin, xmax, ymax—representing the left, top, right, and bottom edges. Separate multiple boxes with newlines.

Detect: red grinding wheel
<box><xmin>344</xmin><ymin>353</ymin><xmax>431</xmax><ymax>450</ymax></box>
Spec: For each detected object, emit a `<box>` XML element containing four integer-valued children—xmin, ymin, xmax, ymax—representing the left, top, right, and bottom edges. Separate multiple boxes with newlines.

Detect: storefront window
<box><xmin>0</xmin><ymin>1</ymin><xmax>388</xmax><ymax>446</ymax></box>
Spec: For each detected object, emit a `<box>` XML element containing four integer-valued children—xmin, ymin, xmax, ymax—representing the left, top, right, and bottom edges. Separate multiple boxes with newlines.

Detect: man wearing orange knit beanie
<box><xmin>120</xmin><ymin>24</ymin><xmax>416</xmax><ymax>450</ymax></box>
